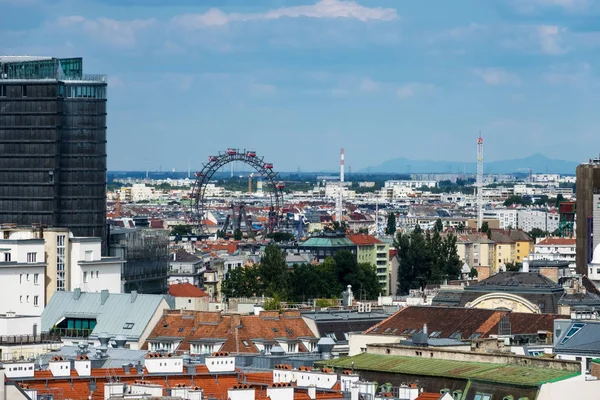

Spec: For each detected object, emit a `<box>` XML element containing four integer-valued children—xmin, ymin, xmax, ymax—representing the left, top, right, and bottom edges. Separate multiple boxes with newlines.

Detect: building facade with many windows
<box><xmin>0</xmin><ymin>56</ymin><xmax>107</xmax><ymax>241</ymax></box>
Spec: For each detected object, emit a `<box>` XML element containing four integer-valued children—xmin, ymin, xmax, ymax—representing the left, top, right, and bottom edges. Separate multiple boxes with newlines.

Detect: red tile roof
<box><xmin>416</xmin><ymin>393</ymin><xmax>443</xmax><ymax>400</ymax></box>
<box><xmin>144</xmin><ymin>310</ymin><xmax>317</xmax><ymax>353</ymax></box>
<box><xmin>348</xmin><ymin>234</ymin><xmax>382</xmax><ymax>246</ymax></box>
<box><xmin>363</xmin><ymin>306</ymin><xmax>564</xmax><ymax>338</ymax></box>
<box><xmin>536</xmin><ymin>237</ymin><xmax>576</xmax><ymax>246</ymax></box>
<box><xmin>168</xmin><ymin>283</ymin><xmax>208</xmax><ymax>298</ymax></box>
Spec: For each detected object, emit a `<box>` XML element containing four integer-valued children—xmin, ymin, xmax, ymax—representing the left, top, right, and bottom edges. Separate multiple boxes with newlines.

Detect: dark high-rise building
<box><xmin>575</xmin><ymin>158</ymin><xmax>600</xmax><ymax>275</ymax></box>
<box><xmin>0</xmin><ymin>56</ymin><xmax>106</xmax><ymax>240</ymax></box>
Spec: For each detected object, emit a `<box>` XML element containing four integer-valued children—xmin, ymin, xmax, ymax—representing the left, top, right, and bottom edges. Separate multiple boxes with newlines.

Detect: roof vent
<box><xmin>100</xmin><ymin>290</ymin><xmax>109</xmax><ymax>305</ymax></box>
<box><xmin>73</xmin><ymin>288</ymin><xmax>82</xmax><ymax>300</ymax></box>
<box><xmin>317</xmin><ymin>337</ymin><xmax>335</xmax><ymax>359</ymax></box>
<box><xmin>113</xmin><ymin>335</ymin><xmax>127</xmax><ymax>349</ymax></box>
<box><xmin>130</xmin><ymin>291</ymin><xmax>138</xmax><ymax>303</ymax></box>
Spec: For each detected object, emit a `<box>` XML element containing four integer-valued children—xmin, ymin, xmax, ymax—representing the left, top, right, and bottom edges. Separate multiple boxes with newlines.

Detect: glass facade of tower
<box><xmin>0</xmin><ymin>57</ymin><xmax>107</xmax><ymax>241</ymax></box>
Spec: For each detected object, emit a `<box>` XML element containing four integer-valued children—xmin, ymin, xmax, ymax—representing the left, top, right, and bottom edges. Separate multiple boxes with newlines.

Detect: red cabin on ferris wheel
<box><xmin>246</xmin><ymin>151</ymin><xmax>256</xmax><ymax>157</ymax></box>
<box><xmin>264</xmin><ymin>163</ymin><xmax>273</xmax><ymax>169</ymax></box>
<box><xmin>226</xmin><ymin>148</ymin><xmax>237</xmax><ymax>156</ymax></box>
<box><xmin>208</xmin><ymin>156</ymin><xmax>218</xmax><ymax>162</ymax></box>
<box><xmin>276</xmin><ymin>181</ymin><xmax>285</xmax><ymax>190</ymax></box>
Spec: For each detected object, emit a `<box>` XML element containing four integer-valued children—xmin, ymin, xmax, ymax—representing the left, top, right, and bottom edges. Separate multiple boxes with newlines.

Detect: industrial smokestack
<box><xmin>340</xmin><ymin>148</ymin><xmax>344</xmax><ymax>183</ymax></box>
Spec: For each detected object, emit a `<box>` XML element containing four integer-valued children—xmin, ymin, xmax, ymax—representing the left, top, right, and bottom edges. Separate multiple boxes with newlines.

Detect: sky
<box><xmin>2</xmin><ymin>0</ymin><xmax>600</xmax><ymax>172</ymax></box>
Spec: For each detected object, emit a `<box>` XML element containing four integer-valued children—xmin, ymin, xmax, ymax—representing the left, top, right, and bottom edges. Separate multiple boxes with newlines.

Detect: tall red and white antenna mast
<box><xmin>337</xmin><ymin>148</ymin><xmax>344</xmax><ymax>225</ymax></box>
<box><xmin>477</xmin><ymin>135</ymin><xmax>484</xmax><ymax>231</ymax></box>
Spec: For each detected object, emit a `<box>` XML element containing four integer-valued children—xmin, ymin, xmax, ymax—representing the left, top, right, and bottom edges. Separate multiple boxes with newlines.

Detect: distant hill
<box><xmin>362</xmin><ymin>154</ymin><xmax>579</xmax><ymax>175</ymax></box>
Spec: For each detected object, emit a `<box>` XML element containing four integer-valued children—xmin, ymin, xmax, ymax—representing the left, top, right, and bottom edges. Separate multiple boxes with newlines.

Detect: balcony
<box><xmin>49</xmin><ymin>328</ymin><xmax>92</xmax><ymax>338</ymax></box>
<box><xmin>0</xmin><ymin>333</ymin><xmax>61</xmax><ymax>345</ymax></box>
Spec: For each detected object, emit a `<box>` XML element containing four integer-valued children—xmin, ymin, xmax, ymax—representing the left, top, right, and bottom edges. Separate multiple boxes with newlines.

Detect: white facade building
<box><xmin>518</xmin><ymin>210</ymin><xmax>560</xmax><ymax>233</ymax></box>
<box><xmin>0</xmin><ymin>238</ymin><xmax>46</xmax><ymax>317</ymax></box>
<box><xmin>69</xmin><ymin>238</ymin><xmax>122</xmax><ymax>294</ymax></box>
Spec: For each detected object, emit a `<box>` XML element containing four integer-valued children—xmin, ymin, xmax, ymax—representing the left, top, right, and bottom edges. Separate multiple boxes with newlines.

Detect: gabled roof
<box><xmin>168</xmin><ymin>283</ymin><xmax>208</xmax><ymax>298</ymax></box>
<box><xmin>536</xmin><ymin>237</ymin><xmax>577</xmax><ymax>246</ymax></box>
<box><xmin>465</xmin><ymin>272</ymin><xmax>562</xmax><ymax>291</ymax></box>
<box><xmin>363</xmin><ymin>306</ymin><xmax>562</xmax><ymax>339</ymax></box>
<box><xmin>554</xmin><ymin>320</ymin><xmax>600</xmax><ymax>355</ymax></box>
<box><xmin>347</xmin><ymin>234</ymin><xmax>382</xmax><ymax>246</ymax></box>
<box><xmin>170</xmin><ymin>249</ymin><xmax>202</xmax><ymax>264</ymax></box>
<box><xmin>41</xmin><ymin>291</ymin><xmax>173</xmax><ymax>340</ymax></box>
<box><xmin>143</xmin><ymin>310</ymin><xmax>318</xmax><ymax>353</ymax></box>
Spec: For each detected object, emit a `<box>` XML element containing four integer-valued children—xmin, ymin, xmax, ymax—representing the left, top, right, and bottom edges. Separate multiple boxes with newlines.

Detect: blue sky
<box><xmin>2</xmin><ymin>0</ymin><xmax>599</xmax><ymax>172</ymax></box>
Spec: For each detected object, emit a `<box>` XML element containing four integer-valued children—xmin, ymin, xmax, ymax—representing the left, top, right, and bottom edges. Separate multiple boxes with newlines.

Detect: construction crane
<box><xmin>477</xmin><ymin>135</ymin><xmax>484</xmax><ymax>231</ymax></box>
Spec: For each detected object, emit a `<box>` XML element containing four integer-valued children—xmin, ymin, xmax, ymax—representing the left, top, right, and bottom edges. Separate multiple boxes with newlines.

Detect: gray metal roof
<box><xmin>37</xmin><ymin>345</ymin><xmax>148</xmax><ymax>369</ymax></box>
<box><xmin>41</xmin><ymin>291</ymin><xmax>174</xmax><ymax>340</ymax></box>
<box><xmin>554</xmin><ymin>320</ymin><xmax>600</xmax><ymax>355</ymax></box>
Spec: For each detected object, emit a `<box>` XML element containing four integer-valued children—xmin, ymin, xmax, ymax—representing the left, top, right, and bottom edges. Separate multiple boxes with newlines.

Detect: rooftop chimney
<box><xmin>130</xmin><ymin>290</ymin><xmax>138</xmax><ymax>303</ymax></box>
<box><xmin>100</xmin><ymin>290</ymin><xmax>109</xmax><ymax>305</ymax></box>
<box><xmin>73</xmin><ymin>288</ymin><xmax>82</xmax><ymax>300</ymax></box>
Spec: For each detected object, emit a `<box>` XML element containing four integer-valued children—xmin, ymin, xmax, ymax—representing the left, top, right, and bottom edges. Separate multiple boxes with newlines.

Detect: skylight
<box><xmin>560</xmin><ymin>323</ymin><xmax>585</xmax><ymax>344</ymax></box>
<box><xmin>123</xmin><ymin>322</ymin><xmax>134</xmax><ymax>330</ymax></box>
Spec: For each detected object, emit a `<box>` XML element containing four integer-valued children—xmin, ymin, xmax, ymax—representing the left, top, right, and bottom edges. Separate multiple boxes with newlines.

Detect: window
<box><xmin>242</xmin><ymin>340</ymin><xmax>250</xmax><ymax>347</ymax></box>
<box><xmin>123</xmin><ymin>322</ymin><xmax>134</xmax><ymax>329</ymax></box>
<box><xmin>5</xmin><ymin>253</ymin><xmax>11</xmax><ymax>262</ymax></box>
<box><xmin>27</xmin><ymin>274</ymin><xmax>30</xmax><ymax>281</ymax></box>
<box><xmin>27</xmin><ymin>253</ymin><xmax>36</xmax><ymax>263</ymax></box>
<box><xmin>56</xmin><ymin>235</ymin><xmax>66</xmax><ymax>291</ymax></box>
<box><xmin>96</xmin><ymin>271</ymin><xmax>99</xmax><ymax>278</ymax></box>
<box><xmin>560</xmin><ymin>323</ymin><xmax>585</xmax><ymax>344</ymax></box>
<box><xmin>34</xmin><ymin>274</ymin><xmax>39</xmax><ymax>285</ymax></box>
<box><xmin>0</xmin><ymin>85</ymin><xmax>5</xmax><ymax>97</ymax></box>
<box><xmin>83</xmin><ymin>271</ymin><xmax>88</xmax><ymax>283</ymax></box>
<box><xmin>34</xmin><ymin>296</ymin><xmax>39</xmax><ymax>306</ymax></box>
<box><xmin>20</xmin><ymin>295</ymin><xmax>23</xmax><ymax>303</ymax></box>
<box><xmin>26</xmin><ymin>295</ymin><xmax>29</xmax><ymax>303</ymax></box>
<box><xmin>473</xmin><ymin>394</ymin><xmax>492</xmax><ymax>400</ymax></box>
<box><xmin>20</xmin><ymin>274</ymin><xmax>23</xmax><ymax>284</ymax></box>
<box><xmin>22</xmin><ymin>85</ymin><xmax>27</xmax><ymax>97</ymax></box>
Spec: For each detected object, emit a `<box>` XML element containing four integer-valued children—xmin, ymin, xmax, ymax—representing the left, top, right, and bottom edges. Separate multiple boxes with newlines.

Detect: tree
<box><xmin>170</xmin><ymin>224</ymin><xmax>192</xmax><ymax>236</ymax></box>
<box><xmin>555</xmin><ymin>194</ymin><xmax>565</xmax><ymax>207</ymax></box>
<box><xmin>385</xmin><ymin>212</ymin><xmax>396</xmax><ymax>235</ymax></box>
<box><xmin>504</xmin><ymin>262</ymin><xmax>521</xmax><ymax>272</ymax></box>
<box><xmin>469</xmin><ymin>267</ymin><xmax>478</xmax><ymax>278</ymax></box>
<box><xmin>357</xmin><ymin>263</ymin><xmax>381</xmax><ymax>300</ymax></box>
<box><xmin>479</xmin><ymin>221</ymin><xmax>491</xmax><ymax>239</ymax></box>
<box><xmin>434</xmin><ymin>218</ymin><xmax>444</xmax><ymax>233</ymax></box>
<box><xmin>394</xmin><ymin>225</ymin><xmax>461</xmax><ymax>295</ymax></box>
<box><xmin>258</xmin><ymin>245</ymin><xmax>290</xmax><ymax>299</ymax></box>
<box><xmin>221</xmin><ymin>265</ymin><xmax>261</xmax><ymax>299</ymax></box>
<box><xmin>233</xmin><ymin>229</ymin><xmax>243</xmax><ymax>241</ymax></box>
<box><xmin>267</xmin><ymin>232</ymin><xmax>294</xmax><ymax>242</ymax></box>
<box><xmin>528</xmin><ymin>228</ymin><xmax>547</xmax><ymax>241</ymax></box>
<box><xmin>263</xmin><ymin>294</ymin><xmax>282</xmax><ymax>311</ymax></box>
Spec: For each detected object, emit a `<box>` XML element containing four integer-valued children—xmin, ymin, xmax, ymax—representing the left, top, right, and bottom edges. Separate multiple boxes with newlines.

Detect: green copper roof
<box><xmin>319</xmin><ymin>353</ymin><xmax>579</xmax><ymax>387</ymax></box>
<box><xmin>300</xmin><ymin>237</ymin><xmax>356</xmax><ymax>248</ymax></box>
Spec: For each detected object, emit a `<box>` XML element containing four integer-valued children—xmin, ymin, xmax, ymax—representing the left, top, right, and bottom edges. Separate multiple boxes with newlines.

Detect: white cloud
<box><xmin>434</xmin><ymin>23</ymin><xmax>486</xmax><ymax>41</ymax></box>
<box><xmin>359</xmin><ymin>77</ymin><xmax>380</xmax><ymax>92</ymax></box>
<box><xmin>542</xmin><ymin>63</ymin><xmax>594</xmax><ymax>86</ymax></box>
<box><xmin>396</xmin><ymin>83</ymin><xmax>435</xmax><ymax>99</ymax></box>
<box><xmin>172</xmin><ymin>0</ymin><xmax>398</xmax><ymax>30</ymax></box>
<box><xmin>56</xmin><ymin>16</ymin><xmax>155</xmax><ymax>48</ymax></box>
<box><xmin>472</xmin><ymin>68</ymin><xmax>522</xmax><ymax>86</ymax></box>
<box><xmin>512</xmin><ymin>0</ymin><xmax>591</xmax><ymax>12</ymax></box>
<box><xmin>535</xmin><ymin>25</ymin><xmax>566</xmax><ymax>55</ymax></box>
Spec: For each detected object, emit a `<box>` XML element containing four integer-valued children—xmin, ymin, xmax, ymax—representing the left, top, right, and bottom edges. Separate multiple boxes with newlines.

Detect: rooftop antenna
<box><xmin>477</xmin><ymin>133</ymin><xmax>484</xmax><ymax>231</ymax></box>
<box><xmin>336</xmin><ymin>148</ymin><xmax>344</xmax><ymax>225</ymax></box>
<box><xmin>188</xmin><ymin>160</ymin><xmax>191</xmax><ymax>179</ymax></box>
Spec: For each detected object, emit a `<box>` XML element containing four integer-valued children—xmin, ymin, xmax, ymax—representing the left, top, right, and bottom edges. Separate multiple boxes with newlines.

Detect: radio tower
<box><xmin>337</xmin><ymin>148</ymin><xmax>344</xmax><ymax>226</ymax></box>
<box><xmin>477</xmin><ymin>135</ymin><xmax>484</xmax><ymax>231</ymax></box>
